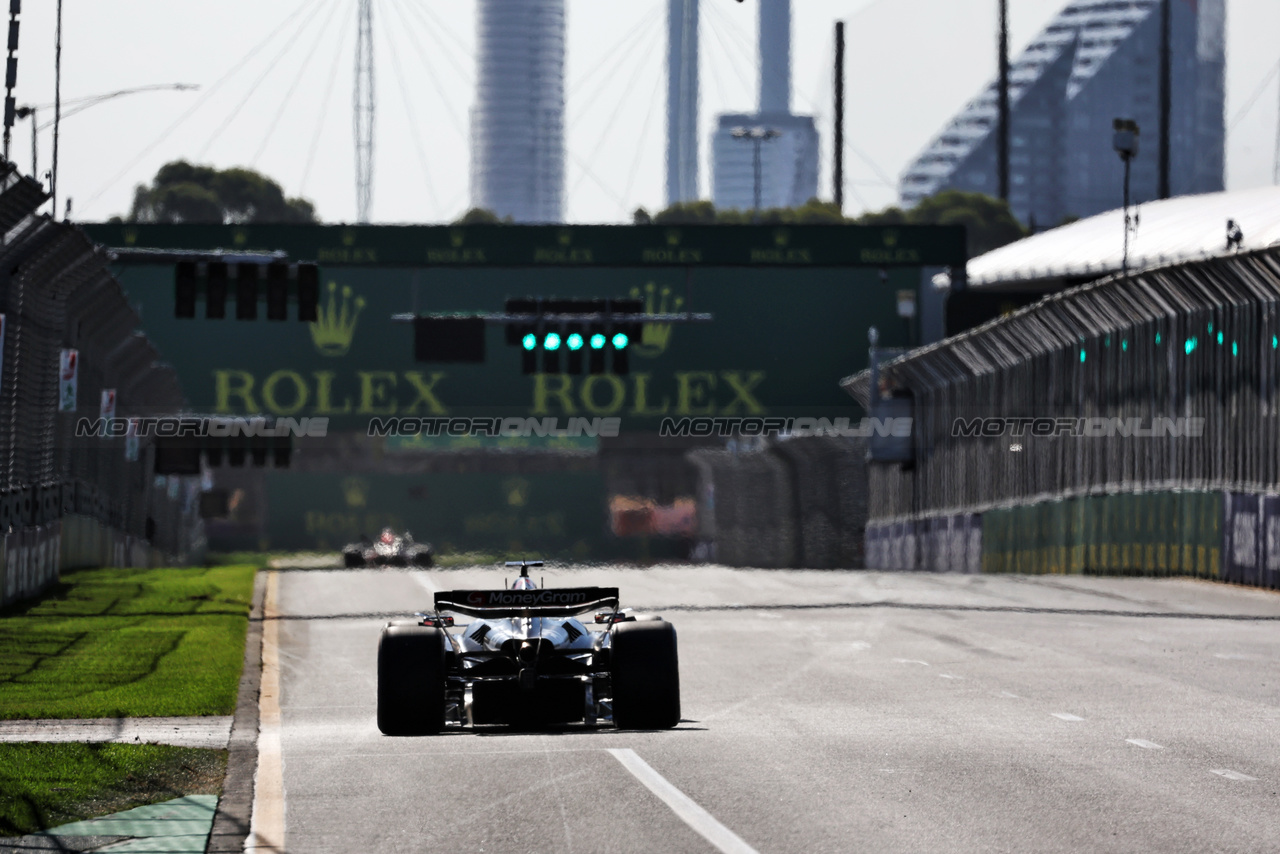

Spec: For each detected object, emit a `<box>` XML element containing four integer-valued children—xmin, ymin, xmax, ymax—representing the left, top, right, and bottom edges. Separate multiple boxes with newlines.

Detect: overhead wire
<box><xmin>252</xmin><ymin>0</ymin><xmax>344</xmax><ymax>167</ymax></box>
<box><xmin>80</xmin><ymin>1</ymin><xmax>314</xmax><ymax>216</ymax></box>
<box><xmin>385</xmin><ymin>0</ymin><xmax>469</xmax><ymax>143</ymax></box>
<box><xmin>197</xmin><ymin>5</ymin><xmax>333</xmax><ymax>160</ymax></box>
<box><xmin>568</xmin><ymin>17</ymin><xmax>665</xmax><ymax>201</ymax></box>
<box><xmin>298</xmin><ymin>1</ymin><xmax>355</xmax><ymax>198</ymax></box>
<box><xmin>397</xmin><ymin>0</ymin><xmax>474</xmax><ymax>88</ymax></box>
<box><xmin>1227</xmin><ymin>55</ymin><xmax>1280</xmax><ymax>136</ymax></box>
<box><xmin>382</xmin><ymin>0</ymin><xmax>443</xmax><ymax>216</ymax></box>
<box><xmin>619</xmin><ymin>66</ymin><xmax>665</xmax><ymax>218</ymax></box>
<box><xmin>699</xmin><ymin>1</ymin><xmax>755</xmax><ymax>106</ymax></box>
<box><xmin>567</xmin><ymin>10</ymin><xmax>664</xmax><ymax>133</ymax></box>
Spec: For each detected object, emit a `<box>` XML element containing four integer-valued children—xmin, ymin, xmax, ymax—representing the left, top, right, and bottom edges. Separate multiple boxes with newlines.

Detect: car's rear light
<box><xmin>418</xmin><ymin>615</ymin><xmax>454</xmax><ymax>627</ymax></box>
<box><xmin>594</xmin><ymin>612</ymin><xmax>635</xmax><ymax>624</ymax></box>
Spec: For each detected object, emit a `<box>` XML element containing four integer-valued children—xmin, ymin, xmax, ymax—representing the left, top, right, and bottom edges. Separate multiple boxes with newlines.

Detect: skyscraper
<box><xmin>900</xmin><ymin>0</ymin><xmax>1225</xmax><ymax>228</ymax></box>
<box><xmin>471</xmin><ymin>0</ymin><xmax>566</xmax><ymax>223</ymax></box>
<box><xmin>711</xmin><ymin>0</ymin><xmax>819</xmax><ymax>211</ymax></box>
<box><xmin>667</xmin><ymin>0</ymin><xmax>700</xmax><ymax>206</ymax></box>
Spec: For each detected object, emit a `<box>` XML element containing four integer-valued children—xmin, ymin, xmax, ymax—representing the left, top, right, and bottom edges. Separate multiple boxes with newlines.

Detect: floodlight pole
<box><xmin>1112</xmin><ymin>118</ymin><xmax>1140</xmax><ymax>279</ymax></box>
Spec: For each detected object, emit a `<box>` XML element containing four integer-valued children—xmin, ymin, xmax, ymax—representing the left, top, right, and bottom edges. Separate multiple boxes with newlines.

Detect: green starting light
<box><xmin>612</xmin><ymin>332</ymin><xmax>629</xmax><ymax>350</ymax></box>
<box><xmin>1122</xmin><ymin>339</ymin><xmax>1128</xmax><ymax>352</ymax></box>
<box><xmin>1273</xmin><ymin>335</ymin><xmax>1278</xmax><ymax>349</ymax></box>
<box><xmin>521</xmin><ymin>333</ymin><xmax>538</xmax><ymax>351</ymax></box>
<box><xmin>1079</xmin><ymin>349</ymin><xmax>1086</xmax><ymax>364</ymax></box>
<box><xmin>1217</xmin><ymin>331</ymin><xmax>1224</xmax><ymax>345</ymax></box>
<box><xmin>1155</xmin><ymin>332</ymin><xmax>1162</xmax><ymax>345</ymax></box>
<box><xmin>1185</xmin><ymin>337</ymin><xmax>1198</xmax><ymax>355</ymax></box>
<box><xmin>590</xmin><ymin>333</ymin><xmax>606</xmax><ymax>350</ymax></box>
<box><xmin>544</xmin><ymin>332</ymin><xmax>562</xmax><ymax>351</ymax></box>
<box><xmin>567</xmin><ymin>332</ymin><xmax>584</xmax><ymax>351</ymax></box>
<box><xmin>1232</xmin><ymin>341</ymin><xmax>1239</xmax><ymax>357</ymax></box>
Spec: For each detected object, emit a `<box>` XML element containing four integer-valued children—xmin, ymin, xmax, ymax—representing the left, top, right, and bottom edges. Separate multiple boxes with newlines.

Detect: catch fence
<box><xmin>0</xmin><ymin>162</ymin><xmax>203</xmax><ymax>607</ymax></box>
<box><xmin>843</xmin><ymin>247</ymin><xmax>1280</xmax><ymax>587</ymax></box>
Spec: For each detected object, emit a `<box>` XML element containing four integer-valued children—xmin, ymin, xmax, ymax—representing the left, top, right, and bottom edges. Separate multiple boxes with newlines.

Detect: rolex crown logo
<box><xmin>342</xmin><ymin>476</ymin><xmax>369</xmax><ymax>508</ymax></box>
<box><xmin>309</xmin><ymin>282</ymin><xmax>366</xmax><ymax>357</ymax></box>
<box><xmin>629</xmin><ymin>281</ymin><xmax>683</xmax><ymax>358</ymax></box>
<box><xmin>342</xmin><ymin>229</ymin><xmax>358</xmax><ymax>247</ymax></box>
<box><xmin>557</xmin><ymin>228</ymin><xmax>573</xmax><ymax>246</ymax></box>
<box><xmin>450</xmin><ymin>229</ymin><xmax>465</xmax><ymax>248</ymax></box>
<box><xmin>774</xmin><ymin>228</ymin><xmax>790</xmax><ymax>247</ymax></box>
<box><xmin>665</xmin><ymin>229</ymin><xmax>681</xmax><ymax>247</ymax></box>
<box><xmin>883</xmin><ymin>229</ymin><xmax>900</xmax><ymax>248</ymax></box>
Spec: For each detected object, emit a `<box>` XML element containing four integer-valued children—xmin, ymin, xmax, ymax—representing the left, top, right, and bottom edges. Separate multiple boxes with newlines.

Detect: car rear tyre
<box><xmin>411</xmin><ymin>550</ymin><xmax>434</xmax><ymax>568</ymax></box>
<box><xmin>377</xmin><ymin>625</ymin><xmax>446</xmax><ymax>735</ymax></box>
<box><xmin>610</xmin><ymin>620</ymin><xmax>680</xmax><ymax>729</ymax></box>
<box><xmin>343</xmin><ymin>551</ymin><xmax>363</xmax><ymax>568</ymax></box>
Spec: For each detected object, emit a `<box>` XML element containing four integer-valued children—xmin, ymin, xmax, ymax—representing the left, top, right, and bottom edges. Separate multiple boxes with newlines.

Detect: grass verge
<box><xmin>0</xmin><ymin>742</ymin><xmax>226</xmax><ymax>837</ymax></box>
<box><xmin>0</xmin><ymin>564</ymin><xmax>256</xmax><ymax>719</ymax></box>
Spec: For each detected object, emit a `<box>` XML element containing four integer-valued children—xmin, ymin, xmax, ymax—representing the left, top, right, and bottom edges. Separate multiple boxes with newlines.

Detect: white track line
<box><xmin>1210</xmin><ymin>769</ymin><xmax>1257</xmax><ymax>781</ymax></box>
<box><xmin>247</xmin><ymin>571</ymin><xmax>285</xmax><ymax>853</ymax></box>
<box><xmin>1126</xmin><ymin>739</ymin><xmax>1164</xmax><ymax>750</ymax></box>
<box><xmin>1051</xmin><ymin>712</ymin><xmax>1084</xmax><ymax>721</ymax></box>
<box><xmin>608</xmin><ymin>749</ymin><xmax>759</xmax><ymax>854</ymax></box>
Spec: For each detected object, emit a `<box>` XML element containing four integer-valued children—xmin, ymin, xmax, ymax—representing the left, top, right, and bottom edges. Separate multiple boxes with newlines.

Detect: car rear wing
<box><xmin>434</xmin><ymin>587</ymin><xmax>620</xmax><ymax>618</ymax></box>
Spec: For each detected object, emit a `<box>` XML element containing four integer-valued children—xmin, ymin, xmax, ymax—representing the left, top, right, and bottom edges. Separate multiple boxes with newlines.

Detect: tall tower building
<box><xmin>666</xmin><ymin>0</ymin><xmax>700</xmax><ymax>206</ymax></box>
<box><xmin>899</xmin><ymin>0</ymin><xmax>1225</xmax><ymax>228</ymax></box>
<box><xmin>471</xmin><ymin>0</ymin><xmax>566</xmax><ymax>223</ymax></box>
<box><xmin>711</xmin><ymin>0</ymin><xmax>819</xmax><ymax>211</ymax></box>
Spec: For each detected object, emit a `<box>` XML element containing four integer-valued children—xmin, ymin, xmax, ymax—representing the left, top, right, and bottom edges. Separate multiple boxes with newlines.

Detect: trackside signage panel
<box><xmin>85</xmin><ymin>223</ymin><xmax>967</xmax><ymax>268</ymax></box>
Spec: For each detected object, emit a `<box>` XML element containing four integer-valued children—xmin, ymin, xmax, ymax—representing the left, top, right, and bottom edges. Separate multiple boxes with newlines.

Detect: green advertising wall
<box><xmin>87</xmin><ymin>223</ymin><xmax>964</xmax><ymax>432</ymax></box>
<box><xmin>982</xmin><ymin>491</ymin><xmax>1222</xmax><ymax>577</ymax></box>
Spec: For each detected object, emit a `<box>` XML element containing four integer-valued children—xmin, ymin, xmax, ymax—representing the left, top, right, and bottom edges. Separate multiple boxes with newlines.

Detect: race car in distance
<box><xmin>377</xmin><ymin>560</ymin><xmax>680</xmax><ymax>734</ymax></box>
<box><xmin>342</xmin><ymin>528</ymin><xmax>434</xmax><ymax>568</ymax></box>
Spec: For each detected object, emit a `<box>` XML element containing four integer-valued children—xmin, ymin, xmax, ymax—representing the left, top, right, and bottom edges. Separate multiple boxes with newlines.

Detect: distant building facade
<box><xmin>899</xmin><ymin>0</ymin><xmax>1225</xmax><ymax>228</ymax></box>
<box><xmin>711</xmin><ymin>0</ymin><xmax>820</xmax><ymax>212</ymax></box>
<box><xmin>471</xmin><ymin>0</ymin><xmax>566</xmax><ymax>223</ymax></box>
<box><xmin>667</xmin><ymin>0</ymin><xmax>700</xmax><ymax>206</ymax></box>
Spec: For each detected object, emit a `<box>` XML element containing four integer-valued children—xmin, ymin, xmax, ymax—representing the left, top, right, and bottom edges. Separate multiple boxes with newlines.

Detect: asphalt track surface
<box><xmin>265</xmin><ymin>567</ymin><xmax>1280</xmax><ymax>853</ymax></box>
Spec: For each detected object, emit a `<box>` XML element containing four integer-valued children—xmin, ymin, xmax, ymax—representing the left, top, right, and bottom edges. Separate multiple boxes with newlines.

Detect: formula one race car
<box><xmin>376</xmin><ymin>560</ymin><xmax>680</xmax><ymax>734</ymax></box>
<box><xmin>343</xmin><ymin>528</ymin><xmax>434</xmax><ymax>568</ymax></box>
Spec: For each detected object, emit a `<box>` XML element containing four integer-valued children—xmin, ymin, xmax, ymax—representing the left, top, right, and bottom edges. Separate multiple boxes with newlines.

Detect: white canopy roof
<box><xmin>953</xmin><ymin>185</ymin><xmax>1280</xmax><ymax>290</ymax></box>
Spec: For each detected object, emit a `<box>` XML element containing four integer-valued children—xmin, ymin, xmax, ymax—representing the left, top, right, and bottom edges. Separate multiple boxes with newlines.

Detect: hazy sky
<box><xmin>10</xmin><ymin>0</ymin><xmax>1280</xmax><ymax>224</ymax></box>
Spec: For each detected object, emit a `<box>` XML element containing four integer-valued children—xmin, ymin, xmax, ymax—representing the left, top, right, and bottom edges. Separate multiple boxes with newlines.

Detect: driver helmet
<box><xmin>512</xmin><ymin>576</ymin><xmax>537</xmax><ymax>590</ymax></box>
<box><xmin>380</xmin><ymin>528</ymin><xmax>395</xmax><ymax>544</ymax></box>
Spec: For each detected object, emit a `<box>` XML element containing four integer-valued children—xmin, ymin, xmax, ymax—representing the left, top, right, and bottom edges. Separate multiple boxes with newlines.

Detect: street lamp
<box><xmin>1113</xmin><ymin>118</ymin><xmax>1140</xmax><ymax>279</ymax></box>
<box><xmin>730</xmin><ymin>125</ymin><xmax>781</xmax><ymax>219</ymax></box>
<box><xmin>15</xmin><ymin>83</ymin><xmax>197</xmax><ymax>202</ymax></box>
